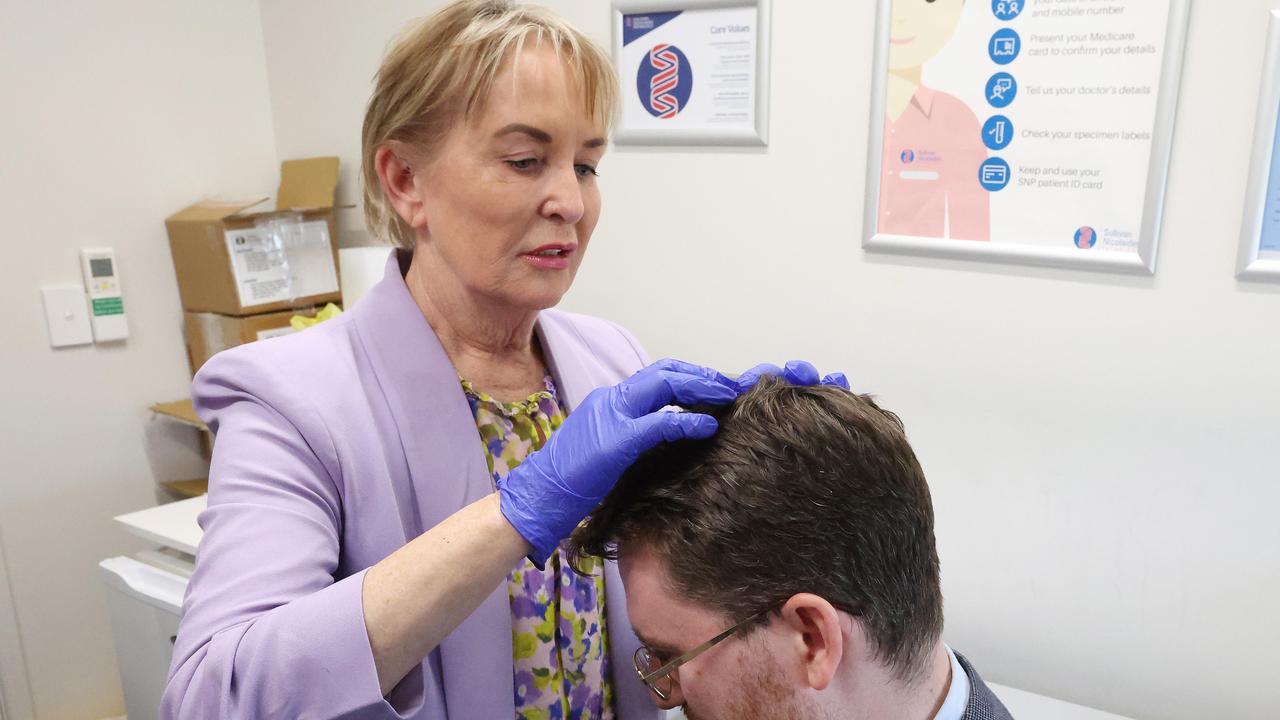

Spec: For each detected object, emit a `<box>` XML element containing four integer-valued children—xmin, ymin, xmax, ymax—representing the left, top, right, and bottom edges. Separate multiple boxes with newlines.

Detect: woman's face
<box><xmin>411</xmin><ymin>45</ymin><xmax>607</xmax><ymax>312</ymax></box>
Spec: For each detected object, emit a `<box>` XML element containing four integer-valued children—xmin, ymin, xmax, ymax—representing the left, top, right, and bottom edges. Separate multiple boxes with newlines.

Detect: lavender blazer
<box><xmin>163</xmin><ymin>249</ymin><xmax>662</xmax><ymax>720</ymax></box>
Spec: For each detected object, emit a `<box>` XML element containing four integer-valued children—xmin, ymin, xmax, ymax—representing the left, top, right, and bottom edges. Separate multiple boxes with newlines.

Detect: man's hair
<box><xmin>568</xmin><ymin>378</ymin><xmax>943</xmax><ymax>681</ymax></box>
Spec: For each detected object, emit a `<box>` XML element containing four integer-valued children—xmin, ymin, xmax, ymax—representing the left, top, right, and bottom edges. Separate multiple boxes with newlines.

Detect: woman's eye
<box><xmin>575</xmin><ymin>164</ymin><xmax>599</xmax><ymax>178</ymax></box>
<box><xmin>507</xmin><ymin>158</ymin><xmax>540</xmax><ymax>171</ymax></box>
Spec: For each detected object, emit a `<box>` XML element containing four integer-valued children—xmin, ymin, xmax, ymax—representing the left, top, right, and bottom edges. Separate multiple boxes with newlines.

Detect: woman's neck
<box><xmin>405</xmin><ymin>250</ymin><xmax>547</xmax><ymax>400</ymax></box>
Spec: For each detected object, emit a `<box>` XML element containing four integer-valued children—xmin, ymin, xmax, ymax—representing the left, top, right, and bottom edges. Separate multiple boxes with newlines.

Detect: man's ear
<box><xmin>374</xmin><ymin>144</ymin><xmax>427</xmax><ymax>233</ymax></box>
<box><xmin>778</xmin><ymin>594</ymin><xmax>846</xmax><ymax>691</ymax></box>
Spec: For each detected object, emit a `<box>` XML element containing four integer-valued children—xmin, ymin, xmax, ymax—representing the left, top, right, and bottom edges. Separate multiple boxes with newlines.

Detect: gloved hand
<box><xmin>735</xmin><ymin>359</ymin><xmax>850</xmax><ymax>392</ymax></box>
<box><xmin>497</xmin><ymin>358</ymin><xmax>738</xmax><ymax>564</ymax></box>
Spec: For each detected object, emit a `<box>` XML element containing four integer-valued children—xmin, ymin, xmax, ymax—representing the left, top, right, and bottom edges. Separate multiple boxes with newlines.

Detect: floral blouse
<box><xmin>462</xmin><ymin>376</ymin><xmax>616</xmax><ymax>720</ymax></box>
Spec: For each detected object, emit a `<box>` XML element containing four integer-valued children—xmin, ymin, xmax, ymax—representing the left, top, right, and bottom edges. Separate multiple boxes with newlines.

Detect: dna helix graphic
<box><xmin>648</xmin><ymin>44</ymin><xmax>682</xmax><ymax>119</ymax></box>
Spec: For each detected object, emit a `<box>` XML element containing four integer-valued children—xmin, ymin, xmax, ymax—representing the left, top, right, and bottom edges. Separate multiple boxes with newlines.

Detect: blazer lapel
<box><xmin>350</xmin><ymin>249</ymin><xmax>513</xmax><ymax>718</ymax></box>
<box><xmin>535</xmin><ymin>315</ymin><xmax>593</xmax><ymax>413</ymax></box>
<box><xmin>537</xmin><ymin>314</ymin><xmax>659</xmax><ymax>719</ymax></box>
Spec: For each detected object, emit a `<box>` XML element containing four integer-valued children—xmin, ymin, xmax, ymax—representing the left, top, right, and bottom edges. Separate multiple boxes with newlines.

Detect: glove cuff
<box><xmin>496</xmin><ymin>480</ymin><xmax>559</xmax><ymax>570</ymax></box>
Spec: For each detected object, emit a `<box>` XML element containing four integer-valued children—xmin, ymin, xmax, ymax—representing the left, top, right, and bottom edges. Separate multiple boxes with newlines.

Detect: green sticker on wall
<box><xmin>92</xmin><ymin>297</ymin><xmax>124</xmax><ymax>316</ymax></box>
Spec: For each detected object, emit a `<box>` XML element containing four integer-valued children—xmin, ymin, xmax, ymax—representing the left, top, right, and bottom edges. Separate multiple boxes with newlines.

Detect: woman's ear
<box><xmin>778</xmin><ymin>594</ymin><xmax>847</xmax><ymax>691</ymax></box>
<box><xmin>374</xmin><ymin>144</ymin><xmax>427</xmax><ymax>232</ymax></box>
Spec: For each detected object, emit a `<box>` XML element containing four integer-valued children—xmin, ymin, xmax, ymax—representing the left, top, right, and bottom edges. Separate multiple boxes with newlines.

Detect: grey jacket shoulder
<box><xmin>957</xmin><ymin>652</ymin><xmax>1015</xmax><ymax>720</ymax></box>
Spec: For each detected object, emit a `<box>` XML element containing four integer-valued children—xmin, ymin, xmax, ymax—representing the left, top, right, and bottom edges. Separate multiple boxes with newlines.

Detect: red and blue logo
<box><xmin>637</xmin><ymin>44</ymin><xmax>693</xmax><ymax>119</ymax></box>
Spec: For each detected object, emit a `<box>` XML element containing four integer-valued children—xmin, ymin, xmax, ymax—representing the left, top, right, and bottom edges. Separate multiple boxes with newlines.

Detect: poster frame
<box><xmin>611</xmin><ymin>0</ymin><xmax>771</xmax><ymax>146</ymax></box>
<box><xmin>1237</xmin><ymin>9</ymin><xmax>1280</xmax><ymax>281</ymax></box>
<box><xmin>861</xmin><ymin>0</ymin><xmax>1192</xmax><ymax>275</ymax></box>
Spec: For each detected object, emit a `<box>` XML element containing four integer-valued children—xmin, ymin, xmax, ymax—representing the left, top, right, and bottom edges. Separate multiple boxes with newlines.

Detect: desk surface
<box><xmin>987</xmin><ymin>683</ymin><xmax>1133</xmax><ymax>719</ymax></box>
<box><xmin>114</xmin><ymin>495</ymin><xmax>207</xmax><ymax>555</ymax></box>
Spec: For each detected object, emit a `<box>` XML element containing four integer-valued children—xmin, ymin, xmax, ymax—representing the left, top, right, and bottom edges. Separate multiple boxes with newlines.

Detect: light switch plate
<box><xmin>41</xmin><ymin>284</ymin><xmax>93</xmax><ymax>348</ymax></box>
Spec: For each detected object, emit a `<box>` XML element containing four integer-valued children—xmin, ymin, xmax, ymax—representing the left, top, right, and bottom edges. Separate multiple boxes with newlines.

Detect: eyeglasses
<box><xmin>632</xmin><ymin>606</ymin><xmax>775</xmax><ymax>702</ymax></box>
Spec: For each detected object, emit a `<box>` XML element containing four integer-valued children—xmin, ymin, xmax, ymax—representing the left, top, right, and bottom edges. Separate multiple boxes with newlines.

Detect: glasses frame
<box><xmin>632</xmin><ymin>605</ymin><xmax>775</xmax><ymax>702</ymax></box>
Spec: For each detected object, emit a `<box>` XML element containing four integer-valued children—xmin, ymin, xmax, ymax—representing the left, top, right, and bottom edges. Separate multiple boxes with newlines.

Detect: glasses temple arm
<box><xmin>640</xmin><ymin>623</ymin><xmax>741</xmax><ymax>683</ymax></box>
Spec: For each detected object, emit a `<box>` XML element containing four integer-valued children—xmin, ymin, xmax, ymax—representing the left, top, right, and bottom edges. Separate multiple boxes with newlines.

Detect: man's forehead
<box><xmin>620</xmin><ymin>543</ymin><xmax>717</xmax><ymax>649</ymax></box>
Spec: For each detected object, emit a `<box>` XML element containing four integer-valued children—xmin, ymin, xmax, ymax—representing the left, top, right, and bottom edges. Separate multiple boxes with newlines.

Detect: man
<box><xmin>568</xmin><ymin>377</ymin><xmax>1012</xmax><ymax>719</ymax></box>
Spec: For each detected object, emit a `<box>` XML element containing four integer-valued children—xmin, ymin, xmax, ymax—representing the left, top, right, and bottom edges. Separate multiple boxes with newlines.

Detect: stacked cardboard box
<box><xmin>165</xmin><ymin>156</ymin><xmax>343</xmax><ymax>374</ymax></box>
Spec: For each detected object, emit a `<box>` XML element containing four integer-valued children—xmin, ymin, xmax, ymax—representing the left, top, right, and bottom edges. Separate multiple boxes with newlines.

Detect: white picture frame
<box><xmin>862</xmin><ymin>0</ymin><xmax>1191</xmax><ymax>275</ymax></box>
<box><xmin>611</xmin><ymin>0</ymin><xmax>771</xmax><ymax>146</ymax></box>
<box><xmin>1237</xmin><ymin>9</ymin><xmax>1280</xmax><ymax>281</ymax></box>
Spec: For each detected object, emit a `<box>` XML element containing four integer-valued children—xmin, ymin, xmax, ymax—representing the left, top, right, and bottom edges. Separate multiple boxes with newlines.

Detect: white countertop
<box><xmin>987</xmin><ymin>682</ymin><xmax>1133</xmax><ymax>719</ymax></box>
<box><xmin>114</xmin><ymin>495</ymin><xmax>207</xmax><ymax>555</ymax></box>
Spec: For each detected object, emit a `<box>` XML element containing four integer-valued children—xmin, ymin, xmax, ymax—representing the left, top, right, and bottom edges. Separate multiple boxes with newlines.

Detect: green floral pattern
<box><xmin>463</xmin><ymin>376</ymin><xmax>616</xmax><ymax>720</ymax></box>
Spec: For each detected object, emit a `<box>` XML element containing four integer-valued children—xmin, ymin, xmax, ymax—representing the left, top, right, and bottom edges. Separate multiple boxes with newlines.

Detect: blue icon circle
<box><xmin>901</xmin><ymin>149</ymin><xmax>916</xmax><ymax>164</ymax></box>
<box><xmin>992</xmin><ymin>0</ymin><xmax>1025</xmax><ymax>21</ymax></box>
<box><xmin>982</xmin><ymin>115</ymin><xmax>1014</xmax><ymax>151</ymax></box>
<box><xmin>1074</xmin><ymin>226</ymin><xmax>1098</xmax><ymax>249</ymax></box>
<box><xmin>637</xmin><ymin>44</ymin><xmax>694</xmax><ymax>119</ymax></box>
<box><xmin>979</xmin><ymin>158</ymin><xmax>1011</xmax><ymax>192</ymax></box>
<box><xmin>988</xmin><ymin>29</ymin><xmax>1021</xmax><ymax>65</ymax></box>
<box><xmin>986</xmin><ymin>72</ymin><xmax>1017</xmax><ymax>108</ymax></box>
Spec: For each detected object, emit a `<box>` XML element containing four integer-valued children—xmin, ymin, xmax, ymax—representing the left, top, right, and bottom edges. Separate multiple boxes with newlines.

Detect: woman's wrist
<box><xmin>486</xmin><ymin>492</ymin><xmax>536</xmax><ymax>558</ymax></box>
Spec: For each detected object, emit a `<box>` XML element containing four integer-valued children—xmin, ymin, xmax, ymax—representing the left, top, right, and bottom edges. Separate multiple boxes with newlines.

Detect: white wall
<box><xmin>258</xmin><ymin>1</ymin><xmax>1280</xmax><ymax>718</ymax></box>
<box><xmin>0</xmin><ymin>3</ymin><xmax>279</xmax><ymax>718</ymax></box>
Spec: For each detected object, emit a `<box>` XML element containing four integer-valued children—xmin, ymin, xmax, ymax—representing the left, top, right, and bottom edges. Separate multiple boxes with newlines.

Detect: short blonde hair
<box><xmin>361</xmin><ymin>0</ymin><xmax>619</xmax><ymax>249</ymax></box>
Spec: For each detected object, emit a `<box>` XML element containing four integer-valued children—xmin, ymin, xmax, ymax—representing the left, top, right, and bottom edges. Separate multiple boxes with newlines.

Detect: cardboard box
<box><xmin>150</xmin><ymin>398</ymin><xmax>213</xmax><ymax>460</ymax></box>
<box><xmin>183</xmin><ymin>306</ymin><xmax>319</xmax><ymax>375</ymax></box>
<box><xmin>166</xmin><ymin>157</ymin><xmax>343</xmax><ymax>315</ymax></box>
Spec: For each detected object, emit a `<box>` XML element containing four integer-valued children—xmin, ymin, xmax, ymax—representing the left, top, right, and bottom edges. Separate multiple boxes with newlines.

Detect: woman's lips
<box><xmin>890</xmin><ymin>36</ymin><xmax>916</xmax><ymax>45</ymax></box>
<box><xmin>521</xmin><ymin>245</ymin><xmax>576</xmax><ymax>270</ymax></box>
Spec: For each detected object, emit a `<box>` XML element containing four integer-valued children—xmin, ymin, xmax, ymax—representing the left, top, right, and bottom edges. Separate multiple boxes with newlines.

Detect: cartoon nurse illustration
<box><xmin>880</xmin><ymin>0</ymin><xmax>991</xmax><ymax>242</ymax></box>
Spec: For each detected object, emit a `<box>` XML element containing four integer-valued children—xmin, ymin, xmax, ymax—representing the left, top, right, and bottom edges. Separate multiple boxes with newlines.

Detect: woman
<box><xmin>163</xmin><ymin>2</ymin><xmax>840</xmax><ymax>718</ymax></box>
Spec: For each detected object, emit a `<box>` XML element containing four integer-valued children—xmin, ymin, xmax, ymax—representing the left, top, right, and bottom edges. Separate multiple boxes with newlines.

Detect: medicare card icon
<box><xmin>979</xmin><ymin>158</ymin><xmax>1011</xmax><ymax>191</ymax></box>
<box><xmin>989</xmin><ymin>29</ymin><xmax>1021</xmax><ymax>65</ymax></box>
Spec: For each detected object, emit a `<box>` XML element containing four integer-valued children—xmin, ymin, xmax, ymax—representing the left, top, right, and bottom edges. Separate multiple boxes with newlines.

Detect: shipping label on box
<box><xmin>224</xmin><ymin>218</ymin><xmax>339</xmax><ymax>307</ymax></box>
<box><xmin>166</xmin><ymin>157</ymin><xmax>345</xmax><ymax>316</ymax></box>
<box><xmin>183</xmin><ymin>307</ymin><xmax>318</xmax><ymax>375</ymax></box>
<box><xmin>255</xmin><ymin>326</ymin><xmax>296</xmax><ymax>341</ymax></box>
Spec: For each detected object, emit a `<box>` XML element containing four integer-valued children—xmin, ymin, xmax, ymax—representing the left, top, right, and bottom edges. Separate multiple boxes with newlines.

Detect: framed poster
<box><xmin>863</xmin><ymin>0</ymin><xmax>1191</xmax><ymax>274</ymax></box>
<box><xmin>1238</xmin><ymin>10</ymin><xmax>1280</xmax><ymax>281</ymax></box>
<box><xmin>612</xmin><ymin>0</ymin><xmax>771</xmax><ymax>146</ymax></box>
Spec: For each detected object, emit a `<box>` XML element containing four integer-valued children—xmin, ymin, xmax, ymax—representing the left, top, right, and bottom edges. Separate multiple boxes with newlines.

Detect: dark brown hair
<box><xmin>568</xmin><ymin>377</ymin><xmax>943</xmax><ymax>681</ymax></box>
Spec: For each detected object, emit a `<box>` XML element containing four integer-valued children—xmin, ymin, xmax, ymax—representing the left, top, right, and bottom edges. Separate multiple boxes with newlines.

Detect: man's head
<box><xmin>568</xmin><ymin>378</ymin><xmax>944</xmax><ymax>718</ymax></box>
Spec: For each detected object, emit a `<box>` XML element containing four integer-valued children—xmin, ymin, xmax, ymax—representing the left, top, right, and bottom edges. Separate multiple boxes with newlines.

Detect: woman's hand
<box><xmin>496</xmin><ymin>359</ymin><xmax>737</xmax><ymax>562</ymax></box>
<box><xmin>734</xmin><ymin>359</ymin><xmax>850</xmax><ymax>392</ymax></box>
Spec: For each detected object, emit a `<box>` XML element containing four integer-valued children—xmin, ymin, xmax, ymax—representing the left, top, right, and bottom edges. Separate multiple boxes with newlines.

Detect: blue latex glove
<box><xmin>736</xmin><ymin>360</ymin><xmax>850</xmax><ymax>392</ymax></box>
<box><xmin>497</xmin><ymin>358</ymin><xmax>738</xmax><ymax>564</ymax></box>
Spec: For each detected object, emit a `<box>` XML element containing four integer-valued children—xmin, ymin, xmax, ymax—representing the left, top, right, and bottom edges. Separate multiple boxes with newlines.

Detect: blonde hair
<box><xmin>361</xmin><ymin>0</ymin><xmax>619</xmax><ymax>249</ymax></box>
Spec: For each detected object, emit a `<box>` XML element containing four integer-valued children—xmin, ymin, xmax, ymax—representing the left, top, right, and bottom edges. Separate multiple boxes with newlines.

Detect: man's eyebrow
<box><xmin>633</xmin><ymin>629</ymin><xmax>679</xmax><ymax>655</ymax></box>
<box><xmin>494</xmin><ymin>123</ymin><xmax>607</xmax><ymax>149</ymax></box>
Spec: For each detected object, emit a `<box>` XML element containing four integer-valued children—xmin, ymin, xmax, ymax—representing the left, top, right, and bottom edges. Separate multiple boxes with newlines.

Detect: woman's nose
<box><xmin>540</xmin><ymin>165</ymin><xmax>586</xmax><ymax>225</ymax></box>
